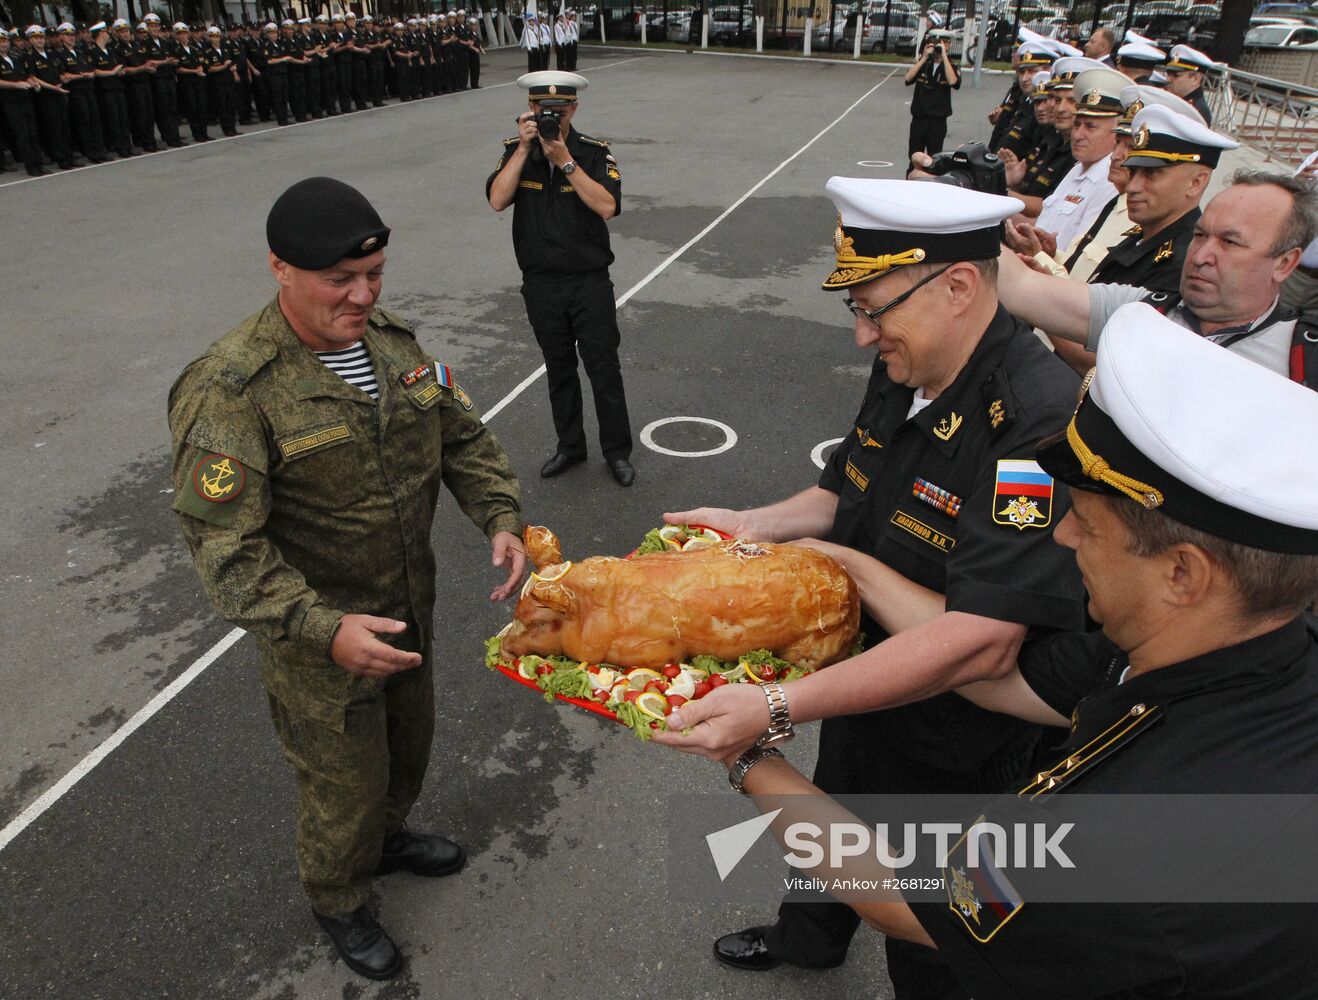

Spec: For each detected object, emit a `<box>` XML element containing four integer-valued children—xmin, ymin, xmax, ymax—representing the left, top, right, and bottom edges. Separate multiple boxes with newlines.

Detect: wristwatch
<box><xmin>728</xmin><ymin>745</ymin><xmax>784</xmax><ymax>794</ymax></box>
<box><xmin>561</xmin><ymin>160</ymin><xmax>577</xmax><ymax>175</ymax></box>
<box><xmin>755</xmin><ymin>683</ymin><xmax>795</xmax><ymax>748</ymax></box>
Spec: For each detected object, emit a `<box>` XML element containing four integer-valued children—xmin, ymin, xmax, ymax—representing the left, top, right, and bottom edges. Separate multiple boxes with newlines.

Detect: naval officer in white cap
<box><xmin>654</xmin><ymin>178</ymin><xmax>1086</xmax><ymax>998</ymax></box>
<box><xmin>486</xmin><ymin>71</ymin><xmax>635</xmax><ymax>486</ymax></box>
<box><xmin>1162</xmin><ymin>43</ymin><xmax>1218</xmax><ymax>125</ymax></box>
<box><xmin>671</xmin><ymin>303</ymin><xmax>1318</xmax><ymax>1000</ymax></box>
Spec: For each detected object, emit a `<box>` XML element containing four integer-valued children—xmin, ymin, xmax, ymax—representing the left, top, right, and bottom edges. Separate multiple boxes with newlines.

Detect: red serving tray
<box><xmin>491</xmin><ymin>524</ymin><xmax>733</xmax><ymax>726</ymax></box>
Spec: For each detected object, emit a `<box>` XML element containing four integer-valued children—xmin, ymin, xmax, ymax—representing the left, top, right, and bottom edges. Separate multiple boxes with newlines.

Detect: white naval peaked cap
<box><xmin>1017</xmin><ymin>41</ymin><xmax>1055</xmax><ymax>65</ymax></box>
<box><xmin>518</xmin><ymin>70</ymin><xmax>588</xmax><ymax>103</ymax></box>
<box><xmin>822</xmin><ymin>178</ymin><xmax>1024</xmax><ymax>290</ymax></box>
<box><xmin>1073</xmin><ymin>66</ymin><xmax>1130</xmax><ymax>115</ymax></box>
<box><xmin>111</xmin><ymin>18</ymin><xmax>129</xmax><ymax>29</ymax></box>
<box><xmin>1018</xmin><ymin>25</ymin><xmax>1048</xmax><ymax>44</ymax></box>
<box><xmin>1050</xmin><ymin>55</ymin><xmax>1107</xmax><ymax>86</ymax></box>
<box><xmin>316</xmin><ymin>14</ymin><xmax>329</xmax><ymax>21</ymax></box>
<box><xmin>25</xmin><ymin>24</ymin><xmax>45</xmax><ymax>35</ymax></box>
<box><xmin>172</xmin><ymin>21</ymin><xmax>189</xmax><ymax>31</ymax></box>
<box><xmin>297</xmin><ymin>17</ymin><xmax>311</xmax><ymax>24</ymax></box>
<box><xmin>58</xmin><ymin>22</ymin><xmax>75</xmax><ymax>32</ymax></box>
<box><xmin>1119</xmin><ymin>40</ymin><xmax>1166</xmax><ymax>64</ymax></box>
<box><xmin>1046</xmin><ymin>38</ymin><xmax>1084</xmax><ymax>58</ymax></box>
<box><xmin>1030</xmin><ymin>69</ymin><xmax>1052</xmax><ymax>94</ymax></box>
<box><xmin>281</xmin><ymin>19</ymin><xmax>294</xmax><ymax>26</ymax></box>
<box><xmin>1037</xmin><ymin>303</ymin><xmax>1318</xmax><ymax>552</ymax></box>
<box><xmin>1119</xmin><ymin>84</ymin><xmax>1206</xmax><ymax>125</ymax></box>
<box><xmin>206</xmin><ymin>25</ymin><xmax>220</xmax><ymax>34</ymax></box>
<box><xmin>90</xmin><ymin>21</ymin><xmax>108</xmax><ymax>32</ymax></box>
<box><xmin>1166</xmin><ymin>43</ymin><xmax>1217</xmax><ymax>71</ymax></box>
<box><xmin>1125</xmin><ymin>104</ymin><xmax>1237</xmax><ymax>168</ymax></box>
<box><xmin>1125</xmin><ymin>29</ymin><xmax>1156</xmax><ymax>45</ymax></box>
<box><xmin>144</xmin><ymin>13</ymin><xmax>161</xmax><ymax>22</ymax></box>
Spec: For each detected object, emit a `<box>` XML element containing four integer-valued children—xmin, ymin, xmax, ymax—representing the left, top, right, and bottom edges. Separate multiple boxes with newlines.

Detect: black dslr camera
<box><xmin>533</xmin><ymin>108</ymin><xmax>562</xmax><ymax>141</ymax></box>
<box><xmin>923</xmin><ymin>144</ymin><xmax>1007</xmax><ymax>196</ymax></box>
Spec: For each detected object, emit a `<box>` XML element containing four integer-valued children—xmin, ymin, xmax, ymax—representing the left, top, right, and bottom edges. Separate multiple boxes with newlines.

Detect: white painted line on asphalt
<box><xmin>641</xmin><ymin>416</ymin><xmax>738</xmax><ymax>458</ymax></box>
<box><xmin>0</xmin><ymin>627</ymin><xmax>245</xmax><ymax>853</ymax></box>
<box><xmin>0</xmin><ymin>57</ymin><xmax>641</xmax><ymax>190</ymax></box>
<box><xmin>0</xmin><ymin>63</ymin><xmax>889</xmax><ymax>854</ymax></box>
<box><xmin>812</xmin><ymin>437</ymin><xmax>845</xmax><ymax>470</ymax></box>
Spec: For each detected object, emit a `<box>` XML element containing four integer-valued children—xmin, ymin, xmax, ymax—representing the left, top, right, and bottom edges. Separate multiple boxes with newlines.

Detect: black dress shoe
<box><xmin>26</xmin><ymin>166</ymin><xmax>50</xmax><ymax>177</ymax></box>
<box><xmin>608</xmin><ymin>458</ymin><xmax>635</xmax><ymax>487</ymax></box>
<box><xmin>713</xmin><ymin>925</ymin><xmax>782</xmax><ymax>971</ymax></box>
<box><xmin>314</xmin><ymin>906</ymin><xmax>402</xmax><ymax>980</ymax></box>
<box><xmin>540</xmin><ymin>452</ymin><xmax>585</xmax><ymax>479</ymax></box>
<box><xmin>376</xmin><ymin>827</ymin><xmax>466</xmax><ymax>877</ymax></box>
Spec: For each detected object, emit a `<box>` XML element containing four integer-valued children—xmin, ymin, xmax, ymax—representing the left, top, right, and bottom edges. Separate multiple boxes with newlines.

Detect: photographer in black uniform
<box><xmin>905</xmin><ymin>28</ymin><xmax>959</xmax><ymax>159</ymax></box>
<box><xmin>485</xmin><ymin>71</ymin><xmax>635</xmax><ymax>487</ymax></box>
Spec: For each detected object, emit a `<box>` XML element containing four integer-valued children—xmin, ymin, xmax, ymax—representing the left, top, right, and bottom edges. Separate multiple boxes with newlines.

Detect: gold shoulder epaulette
<box><xmin>577</xmin><ymin>134</ymin><xmax>609</xmax><ymax>147</ymax></box>
<box><xmin>503</xmin><ymin>135</ymin><xmax>520</xmax><ymax>146</ymax></box>
<box><xmin>1019</xmin><ymin>702</ymin><xmax>1163</xmax><ymax>798</ymax></box>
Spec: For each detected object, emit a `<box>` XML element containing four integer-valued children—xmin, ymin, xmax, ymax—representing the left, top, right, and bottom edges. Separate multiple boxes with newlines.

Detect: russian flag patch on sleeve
<box><xmin>992</xmin><ymin>459</ymin><xmax>1054</xmax><ymax>531</ymax></box>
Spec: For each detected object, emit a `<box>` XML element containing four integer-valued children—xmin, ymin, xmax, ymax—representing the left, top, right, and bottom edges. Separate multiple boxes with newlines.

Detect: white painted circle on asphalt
<box><xmin>856</xmin><ymin>160</ymin><xmax>895</xmax><ymax>168</ymax></box>
<box><xmin>641</xmin><ymin>417</ymin><xmax>738</xmax><ymax>458</ymax></box>
<box><xmin>812</xmin><ymin>437</ymin><xmax>845</xmax><ymax>470</ymax></box>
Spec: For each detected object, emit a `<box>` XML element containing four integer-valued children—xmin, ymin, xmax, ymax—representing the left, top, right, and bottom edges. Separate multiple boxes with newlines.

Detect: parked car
<box><xmin>647</xmin><ymin>10</ymin><xmax>692</xmax><ymax>41</ymax></box>
<box><xmin>837</xmin><ymin>8</ymin><xmax>920</xmax><ymax>52</ymax></box>
<box><xmin>1244</xmin><ymin>20</ymin><xmax>1318</xmax><ymax>45</ymax></box>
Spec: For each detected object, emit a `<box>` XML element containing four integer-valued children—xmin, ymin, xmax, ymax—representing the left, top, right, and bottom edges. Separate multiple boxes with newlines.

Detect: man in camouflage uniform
<box><xmin>168</xmin><ymin>177</ymin><xmax>526</xmax><ymax>981</ymax></box>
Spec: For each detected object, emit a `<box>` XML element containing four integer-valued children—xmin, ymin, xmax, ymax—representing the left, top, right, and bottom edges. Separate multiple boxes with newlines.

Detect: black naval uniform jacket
<box><xmin>909</xmin><ymin>53</ymin><xmax>959</xmax><ymax>118</ymax></box>
<box><xmin>1089</xmin><ymin>206</ymin><xmax>1200</xmax><ymax>293</ymax></box>
<box><xmin>1020</xmin><ymin>127</ymin><xmax>1074</xmax><ymax>199</ymax></box>
<box><xmin>989</xmin><ymin>80</ymin><xmax>1021</xmax><ymax>152</ymax></box>
<box><xmin>818</xmin><ymin>306</ymin><xmax>1086</xmax><ymax>777</ymax></box>
<box><xmin>485</xmin><ymin>126</ymin><xmax>622</xmax><ymax>276</ymax></box>
<box><xmin>909</xmin><ymin>617</ymin><xmax>1318</xmax><ymax>999</ymax></box>
<box><xmin>1187</xmin><ymin>86</ymin><xmax>1212</xmax><ymax>127</ymax></box>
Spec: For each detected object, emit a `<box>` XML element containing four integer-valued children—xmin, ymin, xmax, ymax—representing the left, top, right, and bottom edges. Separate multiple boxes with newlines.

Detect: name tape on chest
<box><xmin>845</xmin><ymin>458</ymin><xmax>870</xmax><ymax>493</ymax></box>
<box><xmin>890</xmin><ymin>509</ymin><xmax>956</xmax><ymax>553</ymax></box>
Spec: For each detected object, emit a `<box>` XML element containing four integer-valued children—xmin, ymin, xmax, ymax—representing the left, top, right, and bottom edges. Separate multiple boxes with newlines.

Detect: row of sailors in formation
<box><xmin>0</xmin><ymin>14</ymin><xmax>486</xmax><ymax>176</ymax></box>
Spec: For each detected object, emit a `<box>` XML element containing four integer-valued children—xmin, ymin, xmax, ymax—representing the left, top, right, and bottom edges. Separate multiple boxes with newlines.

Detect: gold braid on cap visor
<box><xmin>1065</xmin><ymin>416</ymin><xmax>1165</xmax><ymax>509</ymax></box>
<box><xmin>834</xmin><ymin>246</ymin><xmax>927</xmax><ymax>273</ymax></box>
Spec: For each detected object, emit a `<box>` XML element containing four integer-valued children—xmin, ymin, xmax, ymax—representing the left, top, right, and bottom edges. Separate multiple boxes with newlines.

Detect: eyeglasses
<box><xmin>844</xmin><ymin>264</ymin><xmax>952</xmax><ymax>326</ymax></box>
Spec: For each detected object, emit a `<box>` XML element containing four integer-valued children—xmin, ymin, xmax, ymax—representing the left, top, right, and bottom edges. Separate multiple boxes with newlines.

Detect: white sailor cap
<box><xmin>332</xmin><ymin>12</ymin><xmax>345</xmax><ymax>20</ymax></box>
<box><xmin>1049</xmin><ymin>55</ymin><xmax>1107</xmax><ymax>89</ymax></box>
<box><xmin>345</xmin><ymin>10</ymin><xmax>357</xmax><ymax>17</ymax></box>
<box><xmin>393</xmin><ymin>21</ymin><xmax>405</xmax><ymax>28</ymax></box>
<box><xmin>1037</xmin><ymin>303</ymin><xmax>1318</xmax><ymax>553</ymax></box>
<box><xmin>1125</xmin><ymin>28</ymin><xmax>1156</xmax><ymax>45</ymax></box>
<box><xmin>822</xmin><ymin>177</ymin><xmax>1024</xmax><ymax>290</ymax></box>
<box><xmin>90</xmin><ymin>21</ymin><xmax>108</xmax><ymax>32</ymax></box>
<box><xmin>1073</xmin><ymin>66</ymin><xmax>1130</xmax><ymax>116</ymax></box>
<box><xmin>525</xmin><ymin>12</ymin><xmax>538</xmax><ymax>19</ymax></box>
<box><xmin>25</xmin><ymin>24</ymin><xmax>45</xmax><ymax>35</ymax></box>
<box><xmin>1017</xmin><ymin>41</ymin><xmax>1054</xmax><ymax>66</ymax></box>
<box><xmin>280</xmin><ymin>19</ymin><xmax>294</xmax><ymax>26</ymax></box>
<box><xmin>144</xmin><ymin>13</ymin><xmax>161</xmax><ymax>22</ymax></box>
<box><xmin>1117</xmin><ymin>84</ymin><xmax>1206</xmax><ymax>135</ymax></box>
<box><xmin>206</xmin><ymin>25</ymin><xmax>220</xmax><ymax>34</ymax></box>
<box><xmin>1119</xmin><ymin>41</ymin><xmax>1166</xmax><ymax>66</ymax></box>
<box><xmin>1124</xmin><ymin>104</ymin><xmax>1237</xmax><ymax>168</ymax></box>
<box><xmin>297</xmin><ymin>17</ymin><xmax>311</xmax><ymax>24</ymax></box>
<box><xmin>135</xmin><ymin>22</ymin><xmax>147</xmax><ymax>30</ymax></box>
<box><xmin>111</xmin><ymin>18</ymin><xmax>130</xmax><ymax>29</ymax></box>
<box><xmin>468</xmin><ymin>17</ymin><xmax>478</xmax><ymax>23</ymax></box>
<box><xmin>57</xmin><ymin>22</ymin><xmax>75</xmax><ymax>33</ymax></box>
<box><xmin>518</xmin><ymin>70</ymin><xmax>588</xmax><ymax>104</ymax></box>
<box><xmin>1165</xmin><ymin>43</ymin><xmax>1217</xmax><ymax>72</ymax></box>
<box><xmin>1045</xmin><ymin>38</ymin><xmax>1084</xmax><ymax>58</ymax></box>
<box><xmin>361</xmin><ymin>13</ymin><xmax>374</xmax><ymax>22</ymax></box>
<box><xmin>1030</xmin><ymin>70</ymin><xmax>1052</xmax><ymax>97</ymax></box>
<box><xmin>173</xmin><ymin>21</ymin><xmax>190</xmax><ymax>32</ymax></box>
<box><xmin>406</xmin><ymin>18</ymin><xmax>418</xmax><ymax>25</ymax></box>
<box><xmin>316</xmin><ymin>14</ymin><xmax>329</xmax><ymax>22</ymax></box>
<box><xmin>263</xmin><ymin>22</ymin><xmax>278</xmax><ymax>31</ymax></box>
<box><xmin>1017</xmin><ymin>25</ymin><xmax>1048</xmax><ymax>44</ymax></box>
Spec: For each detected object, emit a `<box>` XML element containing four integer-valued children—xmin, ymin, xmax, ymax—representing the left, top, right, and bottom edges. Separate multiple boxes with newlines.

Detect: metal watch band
<box><xmin>728</xmin><ymin>746</ymin><xmax>785</xmax><ymax>795</ymax></box>
<box><xmin>755</xmin><ymin>683</ymin><xmax>794</xmax><ymax>747</ymax></box>
<box><xmin>561</xmin><ymin>160</ymin><xmax>576</xmax><ymax>174</ymax></box>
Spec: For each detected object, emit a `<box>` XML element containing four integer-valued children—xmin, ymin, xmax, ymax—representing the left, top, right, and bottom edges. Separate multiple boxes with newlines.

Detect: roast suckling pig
<box><xmin>500</xmin><ymin>526</ymin><xmax>859</xmax><ymax>670</ymax></box>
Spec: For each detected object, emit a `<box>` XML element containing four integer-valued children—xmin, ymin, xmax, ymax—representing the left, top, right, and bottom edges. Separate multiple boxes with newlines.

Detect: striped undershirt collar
<box><xmin>315</xmin><ymin>341</ymin><xmax>379</xmax><ymax>400</ymax></box>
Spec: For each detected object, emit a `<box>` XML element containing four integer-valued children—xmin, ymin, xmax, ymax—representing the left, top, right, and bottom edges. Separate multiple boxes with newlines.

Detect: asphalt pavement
<box><xmin>0</xmin><ymin>45</ymin><xmax>1003</xmax><ymax>999</ymax></box>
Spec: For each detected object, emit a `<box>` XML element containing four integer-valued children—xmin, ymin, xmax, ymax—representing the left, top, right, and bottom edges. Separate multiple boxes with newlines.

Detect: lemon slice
<box><xmin>667</xmin><ymin>670</ymin><xmax>696</xmax><ymax>700</ymax></box>
<box><xmin>530</xmin><ymin>561</ymin><xmax>573</xmax><ymax>583</ymax></box>
<box><xmin>626</xmin><ymin>667</ymin><xmax>664</xmax><ymax>690</ymax></box>
<box><xmin>743</xmin><ymin>660</ymin><xmax>776</xmax><ymax>684</ymax></box>
<box><xmin>635</xmin><ymin>691</ymin><xmax>670</xmax><ymax>721</ymax></box>
<box><xmin>517</xmin><ymin>656</ymin><xmax>541</xmax><ymax>680</ymax></box>
<box><xmin>657</xmin><ymin>524</ymin><xmax>686</xmax><ymax>550</ymax></box>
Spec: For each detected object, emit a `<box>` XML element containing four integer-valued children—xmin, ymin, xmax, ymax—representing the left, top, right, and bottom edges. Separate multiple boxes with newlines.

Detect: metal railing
<box><xmin>1207</xmin><ymin>64</ymin><xmax>1318</xmax><ymax>167</ymax></box>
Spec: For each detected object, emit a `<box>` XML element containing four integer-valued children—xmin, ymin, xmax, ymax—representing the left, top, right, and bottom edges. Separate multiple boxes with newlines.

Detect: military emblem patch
<box><xmin>454</xmin><ymin>384</ymin><xmax>474</xmax><ymax>411</ymax></box>
<box><xmin>987</xmin><ymin>399</ymin><xmax>1006</xmax><ymax>430</ymax></box>
<box><xmin>944</xmin><ymin>819</ymin><xmax>1025</xmax><ymax>943</ymax></box>
<box><xmin>932</xmin><ymin>412</ymin><xmax>963</xmax><ymax>442</ymax></box>
<box><xmin>193</xmin><ymin>454</ymin><xmax>245</xmax><ymax>503</ymax></box>
<box><xmin>1154</xmin><ymin>239</ymin><xmax>1174</xmax><ymax>263</ymax></box>
<box><xmin>993</xmin><ymin>459</ymin><xmax>1054</xmax><ymax>530</ymax></box>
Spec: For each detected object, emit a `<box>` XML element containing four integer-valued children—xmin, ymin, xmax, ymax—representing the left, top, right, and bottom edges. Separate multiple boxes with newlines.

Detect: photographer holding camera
<box><xmin>486</xmin><ymin>71</ymin><xmax>635</xmax><ymax>487</ymax></box>
<box><xmin>904</xmin><ymin>29</ymin><xmax>959</xmax><ymax>160</ymax></box>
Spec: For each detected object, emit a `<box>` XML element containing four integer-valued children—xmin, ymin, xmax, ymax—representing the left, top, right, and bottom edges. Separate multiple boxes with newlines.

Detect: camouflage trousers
<box><xmin>267</xmin><ymin>651</ymin><xmax>435</xmax><ymax>917</ymax></box>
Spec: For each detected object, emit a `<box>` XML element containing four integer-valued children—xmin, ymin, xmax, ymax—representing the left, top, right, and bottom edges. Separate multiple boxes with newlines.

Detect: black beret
<box><xmin>267</xmin><ymin>177</ymin><xmax>391</xmax><ymax>270</ymax></box>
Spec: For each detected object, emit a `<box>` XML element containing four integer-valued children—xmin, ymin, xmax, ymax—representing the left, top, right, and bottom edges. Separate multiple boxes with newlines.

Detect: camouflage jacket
<box><xmin>168</xmin><ymin>297</ymin><xmax>522</xmax><ymax>722</ymax></box>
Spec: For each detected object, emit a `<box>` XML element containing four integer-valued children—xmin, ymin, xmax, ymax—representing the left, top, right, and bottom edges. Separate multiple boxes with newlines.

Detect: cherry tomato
<box><xmin>536</xmin><ymin>663</ymin><xmax>554</xmax><ymax>677</ymax></box>
<box><xmin>644</xmin><ymin>680</ymin><xmax>668</xmax><ymax>694</ymax></box>
<box><xmin>757</xmin><ymin>664</ymin><xmax>777</xmax><ymax>681</ymax></box>
<box><xmin>623</xmin><ymin>690</ymin><xmax>640</xmax><ymax>703</ymax></box>
<box><xmin>668</xmin><ymin>694</ymin><xmax>688</xmax><ymax>709</ymax></box>
<box><xmin>595</xmin><ymin>689</ymin><xmax>610</xmax><ymax>702</ymax></box>
<box><xmin>693</xmin><ymin>681</ymin><xmax>712</xmax><ymax>698</ymax></box>
<box><xmin>512</xmin><ymin>658</ymin><xmax>521</xmax><ymax>669</ymax></box>
<box><xmin>662</xmin><ymin>664</ymin><xmax>682</xmax><ymax>679</ymax></box>
<box><xmin>709</xmin><ymin>675</ymin><xmax>728</xmax><ymax>688</ymax></box>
